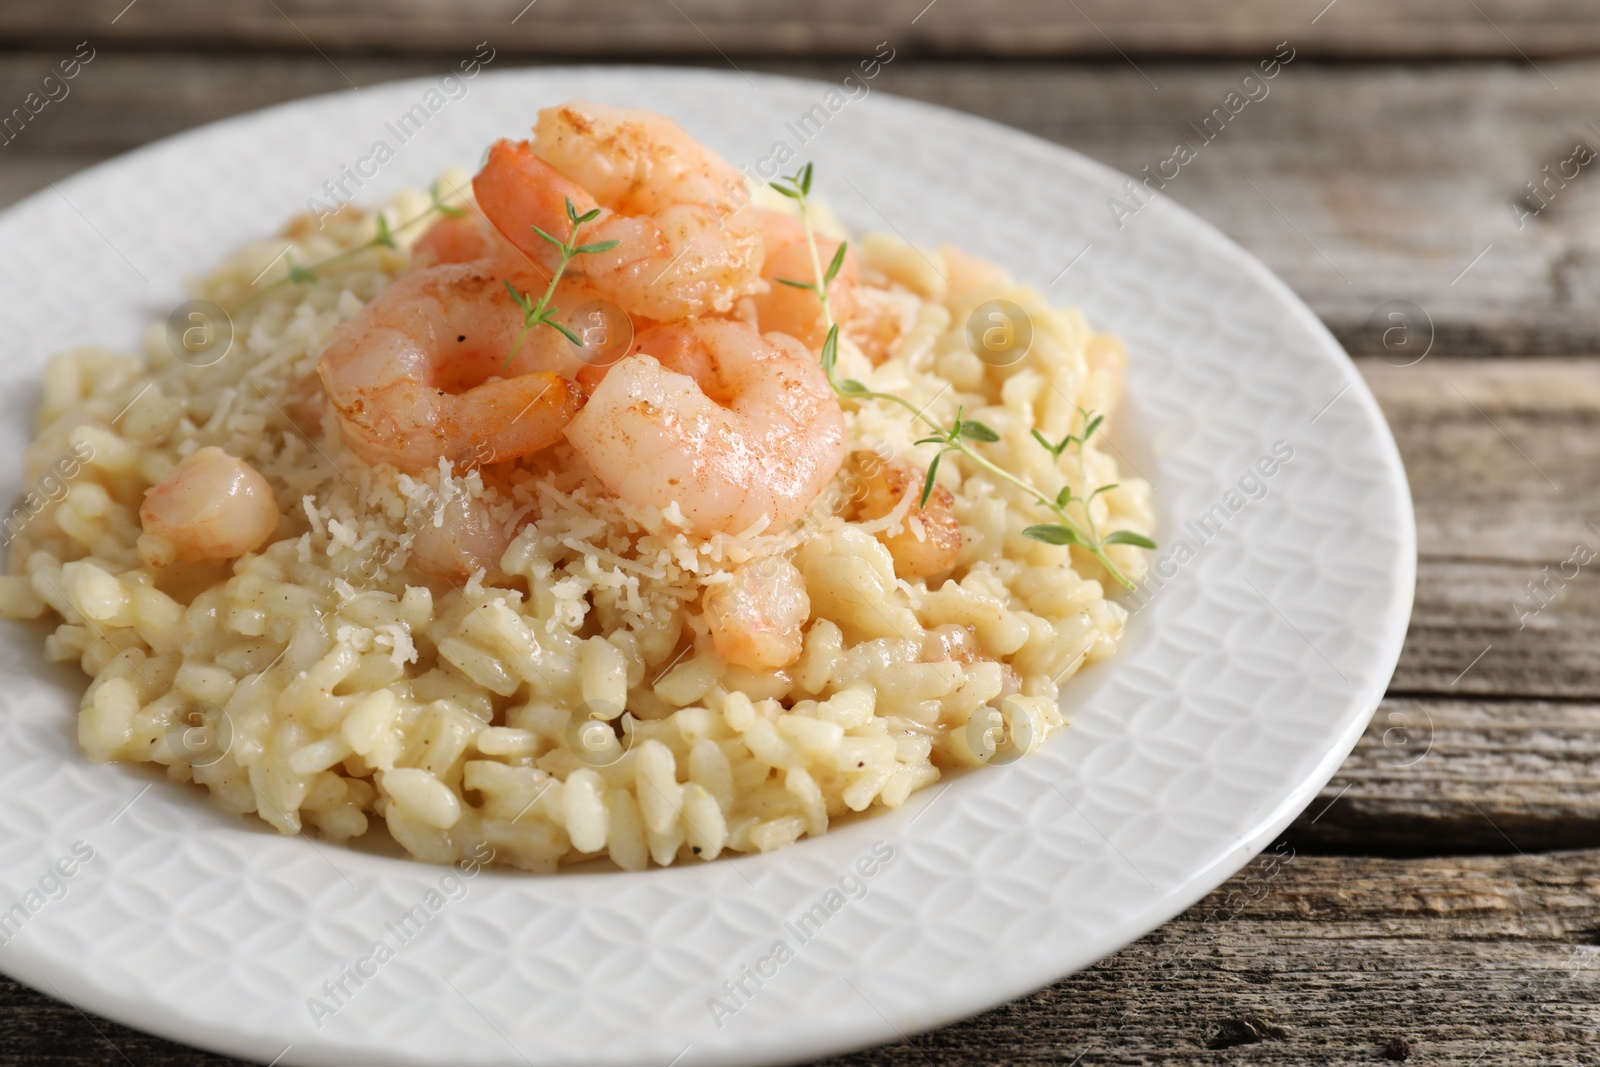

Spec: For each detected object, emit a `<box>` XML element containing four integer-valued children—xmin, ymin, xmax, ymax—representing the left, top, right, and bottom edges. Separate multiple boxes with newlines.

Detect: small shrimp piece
<box><xmin>846</xmin><ymin>286</ymin><xmax>916</xmax><ymax>366</ymax></box>
<box><xmin>564</xmin><ymin>320</ymin><xmax>846</xmax><ymax>535</ymax></box>
<box><xmin>703</xmin><ymin>556</ymin><xmax>810</xmax><ymax>670</ymax></box>
<box><xmin>410</xmin><ymin>210</ymin><xmax>503</xmax><ymax>269</ymax></box>
<box><xmin>849</xmin><ymin>451</ymin><xmax>962</xmax><ymax>580</ymax></box>
<box><xmin>409</xmin><ymin>493</ymin><xmax>511</xmax><ymax>582</ymax></box>
<box><xmin>749</xmin><ymin>210</ymin><xmax>857</xmax><ymax>351</ymax></box>
<box><xmin>317</xmin><ymin>261</ymin><xmax>591</xmax><ymax>472</ymax></box>
<box><xmin>411</xmin><ymin>209</ymin><xmax>649</xmax><ymax>372</ymax></box>
<box><xmin>138</xmin><ymin>447</ymin><xmax>278</xmax><ymax>565</ymax></box>
<box><xmin>473</xmin><ymin>102</ymin><xmax>763</xmax><ymax>321</ymax></box>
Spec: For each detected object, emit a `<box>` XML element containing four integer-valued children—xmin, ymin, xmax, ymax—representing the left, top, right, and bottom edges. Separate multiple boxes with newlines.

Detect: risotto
<box><xmin>0</xmin><ymin>102</ymin><xmax>1152</xmax><ymax>871</ymax></box>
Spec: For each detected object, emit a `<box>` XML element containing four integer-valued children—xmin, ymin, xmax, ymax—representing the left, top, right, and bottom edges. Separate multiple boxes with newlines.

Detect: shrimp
<box><xmin>845</xmin><ymin>286</ymin><xmax>915</xmax><ymax>366</ymax></box>
<box><xmin>316</xmin><ymin>260</ymin><xmax>593</xmax><ymax>472</ymax></box>
<box><xmin>409</xmin><ymin>493</ymin><xmax>512</xmax><ymax>582</ymax></box>
<box><xmin>748</xmin><ymin>210</ymin><xmax>857</xmax><ymax>350</ymax></box>
<box><xmin>703</xmin><ymin>556</ymin><xmax>811</xmax><ymax>670</ymax></box>
<box><xmin>409</xmin><ymin>209</ymin><xmax>503</xmax><ymax>269</ymax></box>
<box><xmin>849</xmin><ymin>451</ymin><xmax>962</xmax><ymax>579</ymax></box>
<box><xmin>473</xmin><ymin>101</ymin><xmax>763</xmax><ymax>321</ymax></box>
<box><xmin>138</xmin><ymin>447</ymin><xmax>279</xmax><ymax>565</ymax></box>
<box><xmin>564</xmin><ymin>320</ymin><xmax>846</xmax><ymax>536</ymax></box>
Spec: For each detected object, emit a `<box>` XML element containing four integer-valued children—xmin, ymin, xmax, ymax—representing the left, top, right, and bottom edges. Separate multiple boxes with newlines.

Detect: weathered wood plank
<box><xmin>0</xmin><ymin>55</ymin><xmax>1595</xmax><ymax>355</ymax></box>
<box><xmin>1392</xmin><ymin>557</ymin><xmax>1600</xmax><ymax>699</ymax></box>
<box><xmin>1354</xmin><ymin>359</ymin><xmax>1600</xmax><ymax>702</ymax></box>
<box><xmin>5</xmin><ymin>850</ymin><xmax>1598</xmax><ymax>1065</ymax></box>
<box><xmin>1281</xmin><ymin>357</ymin><xmax>1599</xmax><ymax>850</ymax></box>
<box><xmin>857</xmin><ymin>62</ymin><xmax>1600</xmax><ymax>358</ymax></box>
<box><xmin>6</xmin><ymin>0</ymin><xmax>1600</xmax><ymax>59</ymax></box>
<box><xmin>1364</xmin><ymin>358</ymin><xmax>1600</xmax><ymax>562</ymax></box>
<box><xmin>1294</xmin><ymin>696</ymin><xmax>1600</xmax><ymax>853</ymax></box>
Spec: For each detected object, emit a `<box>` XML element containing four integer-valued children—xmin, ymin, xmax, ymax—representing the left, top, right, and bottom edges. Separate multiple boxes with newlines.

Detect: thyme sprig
<box><xmin>235</xmin><ymin>180</ymin><xmax>465</xmax><ymax>312</ymax></box>
<box><xmin>772</xmin><ymin>163</ymin><xmax>847</xmax><ymax>331</ymax></box>
<box><xmin>913</xmin><ymin>406</ymin><xmax>1000</xmax><ymax>506</ymax></box>
<box><xmin>776</xmin><ymin>165</ymin><xmax>1155</xmax><ymax>590</ymax></box>
<box><xmin>502</xmin><ymin>197</ymin><xmax>620</xmax><ymax>368</ymax></box>
<box><xmin>818</xmin><ymin>329</ymin><xmax>1149</xmax><ymax>587</ymax></box>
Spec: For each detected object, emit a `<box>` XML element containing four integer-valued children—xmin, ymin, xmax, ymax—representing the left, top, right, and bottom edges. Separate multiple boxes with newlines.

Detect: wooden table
<box><xmin>2</xmin><ymin>4</ymin><xmax>1597</xmax><ymax>1063</ymax></box>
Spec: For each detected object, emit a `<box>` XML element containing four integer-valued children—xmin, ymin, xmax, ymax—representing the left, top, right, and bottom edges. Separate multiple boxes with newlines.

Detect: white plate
<box><xmin>0</xmin><ymin>68</ymin><xmax>1413</xmax><ymax>1066</ymax></box>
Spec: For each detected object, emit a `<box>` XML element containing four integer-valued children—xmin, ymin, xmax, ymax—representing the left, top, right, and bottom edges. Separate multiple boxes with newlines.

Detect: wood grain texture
<box><xmin>834</xmin><ymin>62</ymin><xmax>1600</xmax><ymax>358</ymax></box>
<box><xmin>1366</xmin><ymin>358</ymin><xmax>1600</xmax><ymax>562</ymax></box>
<box><xmin>6</xmin><ymin>0</ymin><xmax>1600</xmax><ymax>59</ymax></box>
<box><xmin>1296</xmin><ymin>696</ymin><xmax>1600</xmax><ymax>854</ymax></box>
<box><xmin>0</xmin><ymin>54</ymin><xmax>1595</xmax><ymax>355</ymax></box>
<box><xmin>6</xmin><ymin>850</ymin><xmax>1600</xmax><ymax>1065</ymax></box>
<box><xmin>1279</xmin><ymin>358</ymin><xmax>1600</xmax><ymax>853</ymax></box>
<box><xmin>1367</xmin><ymin>360</ymin><xmax>1600</xmax><ymax>702</ymax></box>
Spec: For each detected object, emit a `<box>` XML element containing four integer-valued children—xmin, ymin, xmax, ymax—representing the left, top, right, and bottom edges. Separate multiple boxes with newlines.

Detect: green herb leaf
<box><xmin>1088</xmin><ymin>483</ymin><xmax>1119</xmax><ymax>500</ymax></box>
<box><xmin>431</xmin><ymin>179</ymin><xmax>466</xmax><ymax>217</ymax></box>
<box><xmin>546</xmin><ymin>318</ymin><xmax>584</xmax><ymax>347</ymax></box>
<box><xmin>1103</xmin><ymin>530</ymin><xmax>1157</xmax><ymax>549</ymax></box>
<box><xmin>798</xmin><ymin>162</ymin><xmax>814</xmax><ymax>196</ymax></box>
<box><xmin>286</xmin><ymin>256</ymin><xmax>317</xmax><ymax>285</ymax></box>
<box><xmin>1083</xmin><ymin>413</ymin><xmax>1104</xmax><ymax>442</ymax></box>
<box><xmin>528</xmin><ymin>224</ymin><xmax>566</xmax><ymax>251</ymax></box>
<box><xmin>572</xmin><ymin>239</ymin><xmax>622</xmax><ymax>255</ymax></box>
<box><xmin>502</xmin><ymin>280</ymin><xmax>533</xmax><ymax>315</ymax></box>
<box><xmin>823</xmin><ymin>241</ymin><xmax>848</xmax><ymax>287</ymax></box>
<box><xmin>374</xmin><ymin>214</ymin><xmax>396</xmax><ymax>249</ymax></box>
<box><xmin>575</xmin><ymin>206</ymin><xmax>603</xmax><ymax>225</ymax></box>
<box><xmin>774</xmin><ymin>277</ymin><xmax>815</xmax><ymax>291</ymax></box>
<box><xmin>820</xmin><ymin>324</ymin><xmax>839</xmax><ymax>376</ymax></box>
<box><xmin>1056</xmin><ymin>486</ymin><xmax>1072</xmax><ymax>507</ymax></box>
<box><xmin>914</xmin><ymin>434</ymin><xmax>947</xmax><ymax>447</ymax></box>
<box><xmin>1031</xmin><ymin>428</ymin><xmax>1057</xmax><ymax>455</ymax></box>
<box><xmin>771</xmin><ymin>182</ymin><xmax>802</xmax><ymax>200</ymax></box>
<box><xmin>504</xmin><ymin>325</ymin><xmax>531</xmax><ymax>368</ymax></box>
<box><xmin>1022</xmin><ymin>524</ymin><xmax>1084</xmax><ymax>547</ymax></box>
<box><xmin>920</xmin><ymin>452</ymin><xmax>943</xmax><ymax>507</ymax></box>
<box><xmin>959</xmin><ymin>420</ymin><xmax>1000</xmax><ymax>443</ymax></box>
<box><xmin>837</xmin><ymin>379</ymin><xmax>869</xmax><ymax>396</ymax></box>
